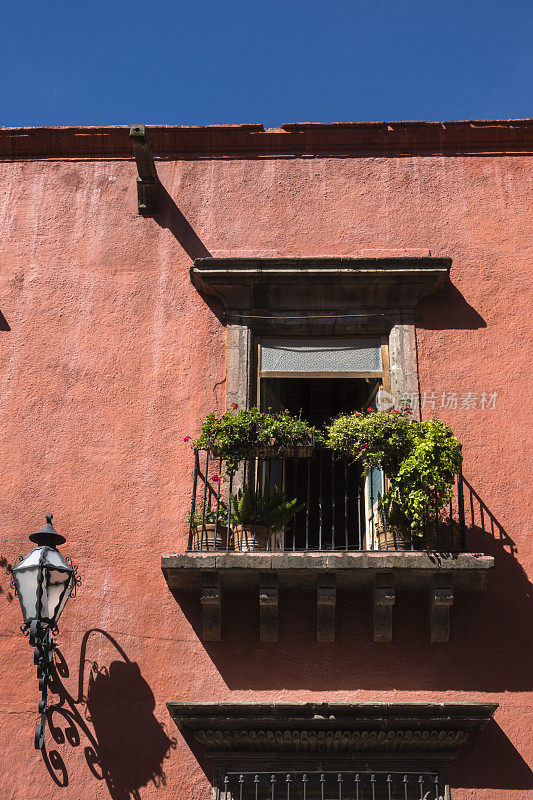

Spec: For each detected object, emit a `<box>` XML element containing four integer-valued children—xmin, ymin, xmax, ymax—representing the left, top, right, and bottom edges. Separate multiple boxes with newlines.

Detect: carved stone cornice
<box><xmin>190</xmin><ymin>257</ymin><xmax>451</xmax><ymax>328</ymax></box>
<box><xmin>167</xmin><ymin>702</ymin><xmax>497</xmax><ymax>759</ymax></box>
<box><xmin>194</xmin><ymin>728</ymin><xmax>469</xmax><ymax>754</ymax></box>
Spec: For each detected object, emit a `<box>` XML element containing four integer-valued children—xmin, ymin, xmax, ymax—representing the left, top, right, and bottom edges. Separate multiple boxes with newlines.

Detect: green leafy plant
<box><xmin>231</xmin><ymin>483</ymin><xmax>305</xmax><ymax>530</ymax></box>
<box><xmin>389</xmin><ymin>418</ymin><xmax>462</xmax><ymax>531</ymax></box>
<box><xmin>187</xmin><ymin>502</ymin><xmax>230</xmax><ymax>529</ymax></box>
<box><xmin>326</xmin><ymin>408</ymin><xmax>462</xmax><ymax>533</ymax></box>
<box><xmin>194</xmin><ymin>405</ymin><xmax>316</xmax><ymax>475</ymax></box>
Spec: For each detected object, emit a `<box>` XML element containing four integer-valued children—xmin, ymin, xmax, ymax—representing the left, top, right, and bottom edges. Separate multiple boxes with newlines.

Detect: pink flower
<box><xmin>212</xmin><ymin>474</ymin><xmax>220</xmax><ymax>482</ymax></box>
<box><xmin>367</xmin><ymin>407</ymin><xmax>375</xmax><ymax>412</ymax></box>
<box><xmin>183</xmin><ymin>436</ymin><xmax>191</xmax><ymax>442</ymax></box>
<box><xmin>230</xmin><ymin>402</ymin><xmax>238</xmax><ymax>410</ymax></box>
<box><xmin>393</xmin><ymin>410</ymin><xmax>400</xmax><ymax>414</ymax></box>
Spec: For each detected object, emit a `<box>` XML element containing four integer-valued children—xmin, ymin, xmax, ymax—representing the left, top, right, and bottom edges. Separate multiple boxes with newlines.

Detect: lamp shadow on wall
<box><xmin>41</xmin><ymin>628</ymin><xmax>176</xmax><ymax>799</ymax></box>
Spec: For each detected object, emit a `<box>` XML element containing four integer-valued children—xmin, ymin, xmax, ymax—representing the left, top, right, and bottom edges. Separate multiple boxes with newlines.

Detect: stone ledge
<box><xmin>161</xmin><ymin>550</ymin><xmax>494</xmax><ymax>591</ymax></box>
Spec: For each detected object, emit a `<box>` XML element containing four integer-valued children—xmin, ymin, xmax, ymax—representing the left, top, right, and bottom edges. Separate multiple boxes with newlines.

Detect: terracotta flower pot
<box><xmin>191</xmin><ymin>523</ymin><xmax>233</xmax><ymax>551</ymax></box>
<box><xmin>376</xmin><ymin>524</ymin><xmax>412</xmax><ymax>551</ymax></box>
<box><xmin>235</xmin><ymin>524</ymin><xmax>269</xmax><ymax>551</ymax></box>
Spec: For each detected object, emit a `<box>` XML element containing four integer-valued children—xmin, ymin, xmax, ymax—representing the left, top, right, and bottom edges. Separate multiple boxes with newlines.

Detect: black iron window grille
<box><xmin>187</xmin><ymin>448</ymin><xmax>466</xmax><ymax>553</ymax></box>
<box><xmin>215</xmin><ymin>770</ymin><xmax>445</xmax><ymax>800</ymax></box>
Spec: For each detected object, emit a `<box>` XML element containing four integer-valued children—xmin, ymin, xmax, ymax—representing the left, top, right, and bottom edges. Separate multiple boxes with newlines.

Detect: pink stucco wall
<box><xmin>0</xmin><ymin>125</ymin><xmax>531</xmax><ymax>799</ymax></box>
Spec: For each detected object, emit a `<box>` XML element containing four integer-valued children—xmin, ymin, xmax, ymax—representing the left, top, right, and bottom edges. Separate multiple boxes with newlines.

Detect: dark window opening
<box><xmin>259</xmin><ymin>378</ymin><xmax>381</xmax><ymax>551</ymax></box>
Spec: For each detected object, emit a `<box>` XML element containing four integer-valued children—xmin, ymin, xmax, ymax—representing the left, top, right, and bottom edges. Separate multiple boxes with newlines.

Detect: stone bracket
<box><xmin>430</xmin><ymin>573</ymin><xmax>454</xmax><ymax>643</ymax></box>
<box><xmin>129</xmin><ymin>124</ymin><xmax>158</xmax><ymax>214</ymax></box>
<box><xmin>259</xmin><ymin>573</ymin><xmax>278</xmax><ymax>642</ymax></box>
<box><xmin>317</xmin><ymin>573</ymin><xmax>336</xmax><ymax>641</ymax></box>
<box><xmin>374</xmin><ymin>572</ymin><xmax>395</xmax><ymax>642</ymax></box>
<box><xmin>200</xmin><ymin>572</ymin><xmax>221</xmax><ymax>641</ymax></box>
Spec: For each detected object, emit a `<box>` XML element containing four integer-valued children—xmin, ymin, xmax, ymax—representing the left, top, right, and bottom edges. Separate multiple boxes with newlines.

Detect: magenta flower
<box><xmin>212</xmin><ymin>474</ymin><xmax>220</xmax><ymax>482</ymax></box>
<box><xmin>183</xmin><ymin>435</ymin><xmax>191</xmax><ymax>442</ymax></box>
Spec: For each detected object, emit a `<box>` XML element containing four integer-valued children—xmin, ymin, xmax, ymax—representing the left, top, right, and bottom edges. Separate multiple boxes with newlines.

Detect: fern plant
<box><xmin>231</xmin><ymin>483</ymin><xmax>305</xmax><ymax>530</ymax></box>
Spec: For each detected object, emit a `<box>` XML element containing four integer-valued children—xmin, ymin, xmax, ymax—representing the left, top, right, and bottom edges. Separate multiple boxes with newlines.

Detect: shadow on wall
<box><xmin>174</xmin><ymin>480</ymin><xmax>532</xmax><ymax>695</ymax></box>
<box><xmin>0</xmin><ymin>310</ymin><xmax>10</xmax><ymax>331</ymax></box>
<box><xmin>417</xmin><ymin>281</ymin><xmax>487</xmax><ymax>329</ymax></box>
<box><xmin>42</xmin><ymin>629</ymin><xmax>176</xmax><ymax>799</ymax></box>
<box><xmin>451</xmin><ymin>719</ymin><xmax>533</xmax><ymax>791</ymax></box>
<box><xmin>152</xmin><ymin>182</ymin><xmax>212</xmax><ymax>261</ymax></box>
<box><xmin>149</xmin><ymin>180</ymin><xmax>227</xmax><ymax>323</ymax></box>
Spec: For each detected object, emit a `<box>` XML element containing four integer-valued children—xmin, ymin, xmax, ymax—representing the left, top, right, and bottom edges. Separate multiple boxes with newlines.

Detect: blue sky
<box><xmin>2</xmin><ymin>0</ymin><xmax>531</xmax><ymax>127</ymax></box>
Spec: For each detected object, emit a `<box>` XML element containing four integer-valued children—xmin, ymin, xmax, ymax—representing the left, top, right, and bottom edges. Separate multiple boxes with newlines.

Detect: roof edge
<box><xmin>0</xmin><ymin>120</ymin><xmax>532</xmax><ymax>159</ymax></box>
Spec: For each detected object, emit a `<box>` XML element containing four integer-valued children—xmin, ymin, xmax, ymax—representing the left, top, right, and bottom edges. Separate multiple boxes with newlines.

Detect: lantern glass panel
<box><xmin>13</xmin><ymin>565</ymin><xmax>39</xmax><ymax>622</ymax></box>
<box><xmin>42</xmin><ymin>568</ymin><xmax>73</xmax><ymax>624</ymax></box>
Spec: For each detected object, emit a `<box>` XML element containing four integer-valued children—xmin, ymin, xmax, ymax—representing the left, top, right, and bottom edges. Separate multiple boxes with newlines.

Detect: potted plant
<box><xmin>326</xmin><ymin>408</ymin><xmax>462</xmax><ymax>549</ymax></box>
<box><xmin>194</xmin><ymin>405</ymin><xmax>316</xmax><ymax>475</ymax></box>
<box><xmin>187</xmin><ymin>503</ymin><xmax>233</xmax><ymax>551</ymax></box>
<box><xmin>230</xmin><ymin>484</ymin><xmax>305</xmax><ymax>551</ymax></box>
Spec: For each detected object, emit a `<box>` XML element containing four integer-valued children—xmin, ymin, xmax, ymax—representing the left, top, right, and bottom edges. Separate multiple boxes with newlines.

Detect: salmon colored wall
<box><xmin>0</xmin><ymin>145</ymin><xmax>531</xmax><ymax>800</ymax></box>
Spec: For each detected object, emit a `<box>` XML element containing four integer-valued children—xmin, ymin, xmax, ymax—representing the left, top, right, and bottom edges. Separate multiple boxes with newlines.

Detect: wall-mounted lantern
<box><xmin>11</xmin><ymin>514</ymin><xmax>80</xmax><ymax>749</ymax></box>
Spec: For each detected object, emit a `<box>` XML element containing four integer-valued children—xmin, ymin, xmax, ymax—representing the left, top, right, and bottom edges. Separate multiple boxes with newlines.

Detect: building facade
<box><xmin>1</xmin><ymin>120</ymin><xmax>532</xmax><ymax>799</ymax></box>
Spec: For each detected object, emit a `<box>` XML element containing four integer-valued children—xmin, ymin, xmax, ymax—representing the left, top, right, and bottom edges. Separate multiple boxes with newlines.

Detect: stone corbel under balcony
<box><xmin>161</xmin><ymin>550</ymin><xmax>493</xmax><ymax>643</ymax></box>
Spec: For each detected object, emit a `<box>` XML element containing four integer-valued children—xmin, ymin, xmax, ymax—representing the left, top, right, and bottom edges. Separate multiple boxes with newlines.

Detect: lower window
<box><xmin>215</xmin><ymin>768</ymin><xmax>446</xmax><ymax>799</ymax></box>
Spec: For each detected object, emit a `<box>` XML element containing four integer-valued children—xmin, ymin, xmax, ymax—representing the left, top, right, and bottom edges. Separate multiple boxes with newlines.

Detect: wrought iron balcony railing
<box><xmin>187</xmin><ymin>448</ymin><xmax>466</xmax><ymax>553</ymax></box>
<box><xmin>215</xmin><ymin>770</ymin><xmax>445</xmax><ymax>800</ymax></box>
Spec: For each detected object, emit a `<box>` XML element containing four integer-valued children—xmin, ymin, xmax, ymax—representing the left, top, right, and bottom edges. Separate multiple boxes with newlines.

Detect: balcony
<box><xmin>162</xmin><ymin>449</ymin><xmax>493</xmax><ymax>643</ymax></box>
<box><xmin>184</xmin><ymin>448</ymin><xmax>468</xmax><ymax>554</ymax></box>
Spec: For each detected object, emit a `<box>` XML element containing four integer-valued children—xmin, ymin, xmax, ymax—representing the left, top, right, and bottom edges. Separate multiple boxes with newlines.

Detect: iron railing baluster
<box><xmin>293</xmin><ymin>457</ymin><xmax>298</xmax><ymax>551</ymax></box>
<box><xmin>318</xmin><ymin>451</ymin><xmax>323</xmax><ymax>550</ymax></box>
<box><xmin>371</xmin><ymin>773</ymin><xmax>376</xmax><ymax>800</ymax></box>
<box><xmin>357</xmin><ymin>488</ymin><xmax>362</xmax><ymax>550</ymax></box>
<box><xmin>403</xmin><ymin>774</ymin><xmax>408</xmax><ymax>800</ymax></box>
<box><xmin>331</xmin><ymin>451</ymin><xmax>336</xmax><ymax>550</ymax></box>
<box><xmin>266</xmin><ymin>458</ymin><xmax>272</xmax><ymax>551</ymax></box>
<box><xmin>188</xmin><ymin>449</ymin><xmax>200</xmax><ymax>550</ymax></box>
<box><xmin>370</xmin><ymin>469</ymin><xmax>375</xmax><ymax>550</ymax></box>
<box><xmin>201</xmin><ymin>450</ymin><xmax>210</xmax><ymax>550</ymax></box>
<box><xmin>214</xmin><ymin>456</ymin><xmax>222</xmax><ymax>549</ymax></box>
<box><xmin>305</xmin><ymin>459</ymin><xmax>311</xmax><ymax>551</ymax></box>
<box><xmin>458</xmin><ymin>466</ymin><xmax>466</xmax><ymax>550</ymax></box>
<box><xmin>227</xmin><ymin>472</ymin><xmax>234</xmax><ymax>552</ymax></box>
<box><xmin>419</xmin><ymin>774</ymin><xmax>425</xmax><ymax>800</ymax></box>
<box><xmin>344</xmin><ymin>457</ymin><xmax>348</xmax><ymax>550</ymax></box>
